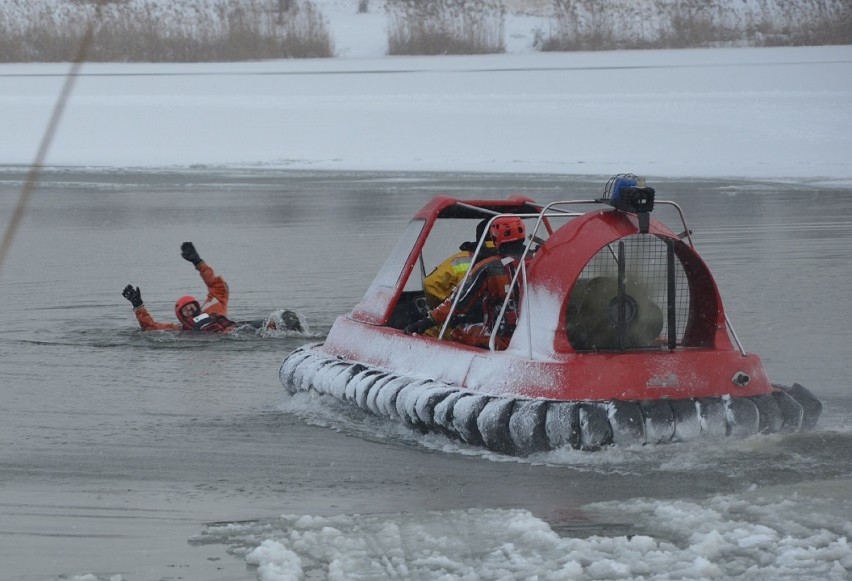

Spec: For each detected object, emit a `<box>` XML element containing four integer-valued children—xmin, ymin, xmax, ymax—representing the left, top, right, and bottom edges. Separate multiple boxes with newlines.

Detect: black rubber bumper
<box><xmin>280</xmin><ymin>347</ymin><xmax>823</xmax><ymax>455</ymax></box>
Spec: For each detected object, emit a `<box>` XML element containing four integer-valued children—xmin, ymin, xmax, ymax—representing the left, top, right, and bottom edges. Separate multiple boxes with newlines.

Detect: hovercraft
<box><xmin>280</xmin><ymin>175</ymin><xmax>821</xmax><ymax>454</ymax></box>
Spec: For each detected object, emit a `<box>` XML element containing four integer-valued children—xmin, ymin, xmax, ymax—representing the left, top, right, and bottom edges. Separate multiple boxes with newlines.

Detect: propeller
<box><xmin>567</xmin><ymin>275</ymin><xmax>664</xmax><ymax>351</ymax></box>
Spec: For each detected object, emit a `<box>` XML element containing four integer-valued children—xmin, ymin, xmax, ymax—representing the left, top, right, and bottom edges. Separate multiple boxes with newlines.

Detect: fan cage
<box><xmin>567</xmin><ymin>234</ymin><xmax>690</xmax><ymax>351</ymax></box>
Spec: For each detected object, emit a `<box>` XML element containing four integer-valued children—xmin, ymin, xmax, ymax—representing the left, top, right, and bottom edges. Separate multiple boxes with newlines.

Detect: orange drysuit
<box><xmin>132</xmin><ymin>262</ymin><xmax>230</xmax><ymax>331</ymax></box>
<box><xmin>429</xmin><ymin>252</ymin><xmax>522</xmax><ymax>350</ymax></box>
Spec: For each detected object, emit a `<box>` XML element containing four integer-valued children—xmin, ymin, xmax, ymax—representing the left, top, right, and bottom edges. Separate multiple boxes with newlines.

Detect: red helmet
<box><xmin>174</xmin><ymin>295</ymin><xmax>200</xmax><ymax>328</ymax></box>
<box><xmin>489</xmin><ymin>216</ymin><xmax>526</xmax><ymax>247</ymax></box>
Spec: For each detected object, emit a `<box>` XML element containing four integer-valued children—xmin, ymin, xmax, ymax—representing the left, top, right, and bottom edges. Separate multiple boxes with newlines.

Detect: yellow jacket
<box><xmin>423</xmin><ymin>250</ymin><xmax>473</xmax><ymax>308</ymax></box>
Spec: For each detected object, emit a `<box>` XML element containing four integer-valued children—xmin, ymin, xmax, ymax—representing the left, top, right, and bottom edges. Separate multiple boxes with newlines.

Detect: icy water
<box><xmin>0</xmin><ymin>169</ymin><xmax>850</xmax><ymax>580</ymax></box>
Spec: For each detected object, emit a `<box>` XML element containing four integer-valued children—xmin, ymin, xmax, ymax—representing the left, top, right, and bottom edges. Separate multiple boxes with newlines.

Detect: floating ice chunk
<box><xmin>246</xmin><ymin>539</ymin><xmax>303</xmax><ymax>581</ymax></box>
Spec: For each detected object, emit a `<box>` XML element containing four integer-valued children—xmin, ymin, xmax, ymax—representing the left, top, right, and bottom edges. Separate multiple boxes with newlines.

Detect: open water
<box><xmin>0</xmin><ymin>169</ymin><xmax>850</xmax><ymax>580</ymax></box>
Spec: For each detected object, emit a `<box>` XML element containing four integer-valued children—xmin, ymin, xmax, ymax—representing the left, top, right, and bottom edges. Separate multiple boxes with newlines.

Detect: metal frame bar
<box><xmin>667</xmin><ymin>239</ymin><xmax>677</xmax><ymax>351</ymax></box>
<box><xmin>434</xmin><ymin>197</ymin><xmax>746</xmax><ymax>358</ymax></box>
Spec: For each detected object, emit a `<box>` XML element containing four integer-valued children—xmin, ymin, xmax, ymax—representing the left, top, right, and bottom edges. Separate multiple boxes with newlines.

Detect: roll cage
<box><xmin>352</xmin><ymin>195</ymin><xmax>745</xmax><ymax>360</ymax></box>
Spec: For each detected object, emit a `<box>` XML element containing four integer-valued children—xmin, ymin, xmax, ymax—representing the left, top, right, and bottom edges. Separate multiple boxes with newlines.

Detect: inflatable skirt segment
<box><xmin>280</xmin><ymin>346</ymin><xmax>822</xmax><ymax>455</ymax></box>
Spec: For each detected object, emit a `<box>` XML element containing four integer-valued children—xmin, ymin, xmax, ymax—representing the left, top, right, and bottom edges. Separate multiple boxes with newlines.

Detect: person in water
<box><xmin>405</xmin><ymin>216</ymin><xmax>528</xmax><ymax>350</ymax></box>
<box><xmin>122</xmin><ymin>242</ymin><xmax>302</xmax><ymax>333</ymax></box>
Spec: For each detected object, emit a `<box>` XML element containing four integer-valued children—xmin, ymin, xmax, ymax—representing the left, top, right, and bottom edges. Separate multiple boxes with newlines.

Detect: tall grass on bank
<box><xmin>538</xmin><ymin>0</ymin><xmax>852</xmax><ymax>51</ymax></box>
<box><xmin>0</xmin><ymin>0</ymin><xmax>333</xmax><ymax>62</ymax></box>
<box><xmin>387</xmin><ymin>0</ymin><xmax>505</xmax><ymax>55</ymax></box>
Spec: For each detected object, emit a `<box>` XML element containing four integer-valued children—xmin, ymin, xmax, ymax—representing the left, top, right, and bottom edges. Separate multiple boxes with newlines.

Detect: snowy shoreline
<box><xmin>2</xmin><ymin>0</ymin><xmax>849</xmax><ymax>60</ymax></box>
<box><xmin>3</xmin><ymin>44</ymin><xmax>851</xmax><ymax>180</ymax></box>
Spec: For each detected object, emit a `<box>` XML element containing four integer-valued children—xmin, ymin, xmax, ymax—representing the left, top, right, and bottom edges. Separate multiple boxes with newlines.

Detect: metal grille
<box><xmin>567</xmin><ymin>234</ymin><xmax>690</xmax><ymax>351</ymax></box>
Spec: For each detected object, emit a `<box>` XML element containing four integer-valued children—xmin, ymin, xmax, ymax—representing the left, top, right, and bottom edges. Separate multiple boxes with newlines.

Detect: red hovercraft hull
<box><xmin>280</xmin><ymin>181</ymin><xmax>821</xmax><ymax>454</ymax></box>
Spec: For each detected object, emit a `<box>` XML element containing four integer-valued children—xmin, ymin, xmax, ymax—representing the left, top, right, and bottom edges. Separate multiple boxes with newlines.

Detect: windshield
<box><xmin>365</xmin><ymin>219</ymin><xmax>425</xmax><ymax>294</ymax></box>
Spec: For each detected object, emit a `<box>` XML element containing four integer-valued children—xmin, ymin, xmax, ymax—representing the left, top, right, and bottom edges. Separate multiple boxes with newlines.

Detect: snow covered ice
<box><xmin>193</xmin><ymin>490</ymin><xmax>852</xmax><ymax>580</ymax></box>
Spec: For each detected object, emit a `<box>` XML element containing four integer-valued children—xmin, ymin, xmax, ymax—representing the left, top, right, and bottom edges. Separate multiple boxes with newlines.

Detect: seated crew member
<box><xmin>405</xmin><ymin>216</ymin><xmax>528</xmax><ymax>350</ymax></box>
<box><xmin>423</xmin><ymin>219</ymin><xmax>495</xmax><ymax>309</ymax></box>
<box><xmin>122</xmin><ymin>242</ymin><xmax>239</xmax><ymax>333</ymax></box>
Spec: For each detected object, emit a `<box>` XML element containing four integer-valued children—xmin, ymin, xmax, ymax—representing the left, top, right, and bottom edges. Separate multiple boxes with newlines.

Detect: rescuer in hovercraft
<box><xmin>423</xmin><ymin>219</ymin><xmax>495</xmax><ymax>308</ymax></box>
<box><xmin>405</xmin><ymin>216</ymin><xmax>527</xmax><ymax>349</ymax></box>
<box><xmin>122</xmin><ymin>242</ymin><xmax>302</xmax><ymax>333</ymax></box>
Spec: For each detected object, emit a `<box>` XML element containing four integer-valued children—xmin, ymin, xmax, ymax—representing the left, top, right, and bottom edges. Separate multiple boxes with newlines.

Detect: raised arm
<box><xmin>181</xmin><ymin>242</ymin><xmax>229</xmax><ymax>316</ymax></box>
<box><xmin>122</xmin><ymin>284</ymin><xmax>180</xmax><ymax>331</ymax></box>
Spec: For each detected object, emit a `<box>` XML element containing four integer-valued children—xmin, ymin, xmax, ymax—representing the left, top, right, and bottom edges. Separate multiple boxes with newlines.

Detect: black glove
<box><xmin>180</xmin><ymin>241</ymin><xmax>202</xmax><ymax>266</ymax></box>
<box><xmin>122</xmin><ymin>284</ymin><xmax>143</xmax><ymax>309</ymax></box>
<box><xmin>404</xmin><ymin>316</ymin><xmax>435</xmax><ymax>335</ymax></box>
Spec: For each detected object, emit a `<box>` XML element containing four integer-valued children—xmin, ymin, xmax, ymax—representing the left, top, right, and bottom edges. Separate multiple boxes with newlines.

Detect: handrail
<box><xmin>438</xmin><ymin>198</ymin><xmax>746</xmax><ymax>358</ymax></box>
<box><xmin>438</xmin><ymin>210</ymin><xmax>567</xmax><ymax>341</ymax></box>
<box><xmin>488</xmin><ymin>201</ymin><xmax>596</xmax><ymax>354</ymax></box>
<box><xmin>653</xmin><ymin>200</ymin><xmax>695</xmax><ymax>248</ymax></box>
<box><xmin>442</xmin><ymin>202</ymin><xmax>596</xmax><ymax>352</ymax></box>
<box><xmin>653</xmin><ymin>201</ymin><xmax>745</xmax><ymax>355</ymax></box>
<box><xmin>435</xmin><ymin>208</ymin><xmax>499</xmax><ymax>340</ymax></box>
<box><xmin>437</xmin><ymin>212</ymin><xmax>539</xmax><ymax>340</ymax></box>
